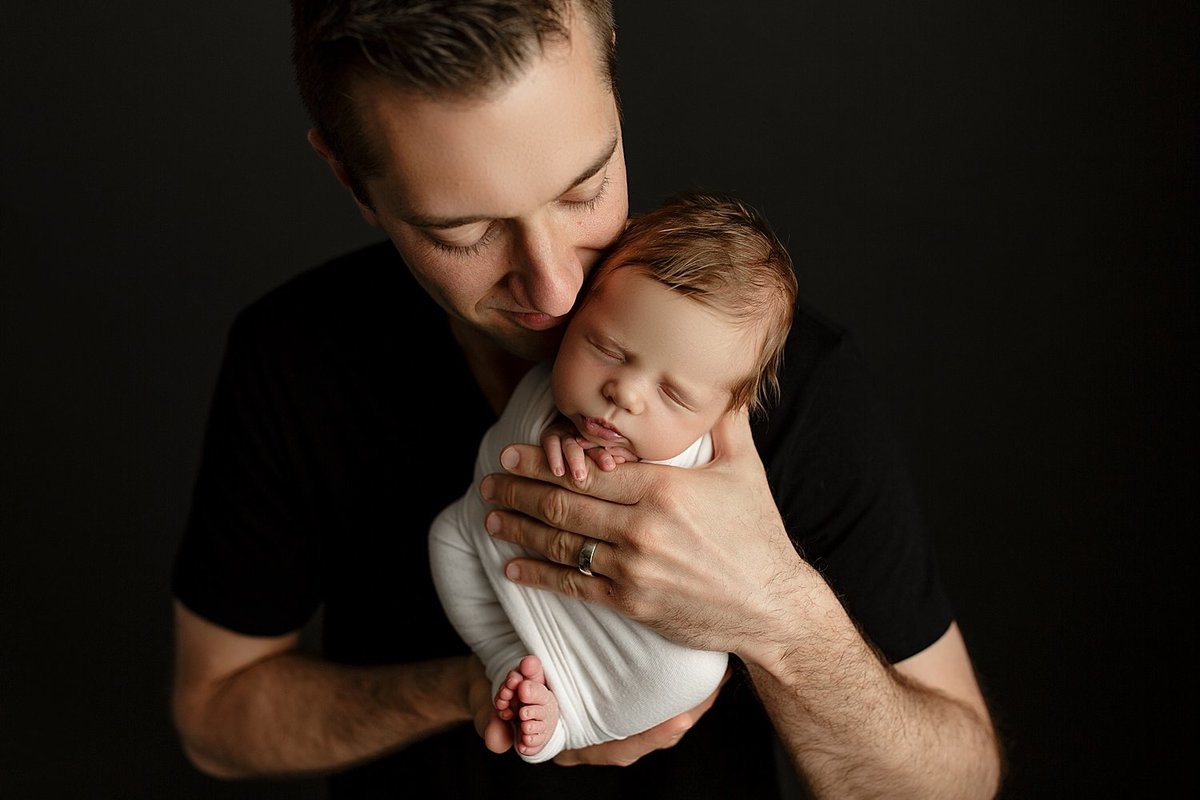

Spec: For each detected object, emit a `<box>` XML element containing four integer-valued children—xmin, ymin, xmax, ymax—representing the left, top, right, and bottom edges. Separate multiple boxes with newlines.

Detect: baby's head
<box><xmin>552</xmin><ymin>190</ymin><xmax>798</xmax><ymax>461</ymax></box>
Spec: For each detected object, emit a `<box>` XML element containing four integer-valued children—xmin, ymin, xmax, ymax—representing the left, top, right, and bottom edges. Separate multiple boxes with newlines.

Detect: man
<box><xmin>171</xmin><ymin>2</ymin><xmax>1003</xmax><ymax>797</ymax></box>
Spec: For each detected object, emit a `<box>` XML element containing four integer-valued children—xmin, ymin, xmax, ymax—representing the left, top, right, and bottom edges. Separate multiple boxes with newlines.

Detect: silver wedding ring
<box><xmin>577</xmin><ymin>538</ymin><xmax>598</xmax><ymax>576</ymax></box>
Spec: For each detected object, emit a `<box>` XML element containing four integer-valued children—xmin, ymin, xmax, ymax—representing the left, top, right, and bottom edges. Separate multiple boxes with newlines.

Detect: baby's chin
<box><xmin>624</xmin><ymin>437</ymin><xmax>697</xmax><ymax>463</ymax></box>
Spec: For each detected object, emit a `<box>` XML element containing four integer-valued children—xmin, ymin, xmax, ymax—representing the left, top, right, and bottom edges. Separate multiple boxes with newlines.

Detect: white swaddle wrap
<box><xmin>429</xmin><ymin>361</ymin><xmax>729</xmax><ymax>763</ymax></box>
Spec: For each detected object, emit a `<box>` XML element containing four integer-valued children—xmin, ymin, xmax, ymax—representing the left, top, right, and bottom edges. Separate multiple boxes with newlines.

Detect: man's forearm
<box><xmin>744</xmin><ymin>574</ymin><xmax>1002</xmax><ymax>800</ymax></box>
<box><xmin>176</xmin><ymin>653</ymin><xmax>474</xmax><ymax>778</ymax></box>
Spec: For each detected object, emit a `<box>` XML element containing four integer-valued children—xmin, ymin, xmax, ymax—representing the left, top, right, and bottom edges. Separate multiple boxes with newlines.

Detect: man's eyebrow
<box><xmin>560</xmin><ymin>133</ymin><xmax>619</xmax><ymax>200</ymax></box>
<box><xmin>401</xmin><ymin>133</ymin><xmax>619</xmax><ymax>230</ymax></box>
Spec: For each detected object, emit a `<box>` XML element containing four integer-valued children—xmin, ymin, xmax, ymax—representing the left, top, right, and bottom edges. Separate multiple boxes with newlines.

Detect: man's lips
<box><xmin>581</xmin><ymin>416</ymin><xmax>625</xmax><ymax>443</ymax></box>
<box><xmin>510</xmin><ymin>311</ymin><xmax>566</xmax><ymax>331</ymax></box>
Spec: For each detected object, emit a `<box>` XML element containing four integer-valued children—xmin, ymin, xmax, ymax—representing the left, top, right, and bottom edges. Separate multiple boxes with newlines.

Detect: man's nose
<box><xmin>507</xmin><ymin>213</ymin><xmax>583</xmax><ymax>317</ymax></box>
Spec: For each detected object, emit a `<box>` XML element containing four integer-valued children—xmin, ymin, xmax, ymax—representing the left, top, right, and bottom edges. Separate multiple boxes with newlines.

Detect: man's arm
<box><xmin>479</xmin><ymin>410</ymin><xmax>1002</xmax><ymax>799</ymax></box>
<box><xmin>746</xmin><ymin>607</ymin><xmax>1001</xmax><ymax>799</ymax></box>
<box><xmin>170</xmin><ymin>601</ymin><xmax>494</xmax><ymax>778</ymax></box>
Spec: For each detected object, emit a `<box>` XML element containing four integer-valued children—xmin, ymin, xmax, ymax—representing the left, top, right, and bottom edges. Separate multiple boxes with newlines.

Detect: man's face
<box><xmin>342</xmin><ymin>22</ymin><xmax>628</xmax><ymax>362</ymax></box>
<box><xmin>551</xmin><ymin>267</ymin><xmax>759</xmax><ymax>462</ymax></box>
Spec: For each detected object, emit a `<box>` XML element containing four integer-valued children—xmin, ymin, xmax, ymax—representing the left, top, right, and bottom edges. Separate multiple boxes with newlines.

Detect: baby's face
<box><xmin>551</xmin><ymin>267</ymin><xmax>758</xmax><ymax>461</ymax></box>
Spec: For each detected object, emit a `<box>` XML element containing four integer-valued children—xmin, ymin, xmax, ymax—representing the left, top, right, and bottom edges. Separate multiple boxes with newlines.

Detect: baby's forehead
<box><xmin>587</xmin><ymin>258</ymin><xmax>640</xmax><ymax>286</ymax></box>
<box><xmin>592</xmin><ymin>261</ymin><xmax>764</xmax><ymax>334</ymax></box>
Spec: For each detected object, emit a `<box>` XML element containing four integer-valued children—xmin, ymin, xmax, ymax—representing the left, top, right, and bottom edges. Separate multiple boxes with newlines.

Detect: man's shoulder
<box><xmin>227</xmin><ymin>239</ymin><xmax>448</xmax><ymax>349</ymax></box>
<box><xmin>755</xmin><ymin>298</ymin><xmax>877</xmax><ymax>453</ymax></box>
<box><xmin>779</xmin><ymin>299</ymin><xmax>857</xmax><ymax>390</ymax></box>
<box><xmin>239</xmin><ymin>239</ymin><xmax>402</xmax><ymax>323</ymax></box>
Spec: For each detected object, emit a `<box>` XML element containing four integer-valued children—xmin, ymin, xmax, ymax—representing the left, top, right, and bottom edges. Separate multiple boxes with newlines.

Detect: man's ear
<box><xmin>306</xmin><ymin>128</ymin><xmax>379</xmax><ymax>227</ymax></box>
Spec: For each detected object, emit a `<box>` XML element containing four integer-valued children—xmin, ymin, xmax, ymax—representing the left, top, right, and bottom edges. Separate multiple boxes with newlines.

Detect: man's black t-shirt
<box><xmin>172</xmin><ymin>240</ymin><xmax>952</xmax><ymax>798</ymax></box>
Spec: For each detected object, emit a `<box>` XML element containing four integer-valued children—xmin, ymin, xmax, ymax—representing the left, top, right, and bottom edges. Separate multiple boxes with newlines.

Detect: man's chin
<box><xmin>503</xmin><ymin>326</ymin><xmax>564</xmax><ymax>363</ymax></box>
<box><xmin>450</xmin><ymin>315</ymin><xmax>562</xmax><ymax>363</ymax></box>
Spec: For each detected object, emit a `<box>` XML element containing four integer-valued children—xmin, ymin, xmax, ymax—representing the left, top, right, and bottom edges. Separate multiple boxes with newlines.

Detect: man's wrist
<box><xmin>736</xmin><ymin>557</ymin><xmax>848</xmax><ymax>679</ymax></box>
<box><xmin>409</xmin><ymin>656</ymin><xmax>479</xmax><ymax>729</ymax></box>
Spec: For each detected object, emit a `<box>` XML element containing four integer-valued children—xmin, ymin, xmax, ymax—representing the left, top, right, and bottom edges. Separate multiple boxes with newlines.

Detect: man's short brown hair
<box><xmin>290</xmin><ymin>1</ymin><xmax>616</xmax><ymax>203</ymax></box>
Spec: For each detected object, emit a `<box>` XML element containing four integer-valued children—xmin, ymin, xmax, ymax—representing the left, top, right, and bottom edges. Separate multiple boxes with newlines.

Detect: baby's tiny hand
<box><xmin>540</xmin><ymin>418</ymin><xmax>639</xmax><ymax>480</ymax></box>
<box><xmin>539</xmin><ymin>427</ymin><xmax>570</xmax><ymax>478</ymax></box>
<box><xmin>540</xmin><ymin>419</ymin><xmax>590</xmax><ymax>480</ymax></box>
<box><xmin>584</xmin><ymin>441</ymin><xmax>638</xmax><ymax>474</ymax></box>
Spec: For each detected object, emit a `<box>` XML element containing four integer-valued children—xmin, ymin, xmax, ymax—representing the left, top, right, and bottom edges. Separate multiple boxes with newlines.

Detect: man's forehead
<box><xmin>350</xmin><ymin>17</ymin><xmax>619</xmax><ymax>225</ymax></box>
<box><xmin>401</xmin><ymin>132</ymin><xmax>619</xmax><ymax>229</ymax></box>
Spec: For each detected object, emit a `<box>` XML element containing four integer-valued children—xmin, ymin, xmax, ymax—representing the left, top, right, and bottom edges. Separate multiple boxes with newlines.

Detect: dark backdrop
<box><xmin>2</xmin><ymin>2</ymin><xmax>1195</xmax><ymax>798</ymax></box>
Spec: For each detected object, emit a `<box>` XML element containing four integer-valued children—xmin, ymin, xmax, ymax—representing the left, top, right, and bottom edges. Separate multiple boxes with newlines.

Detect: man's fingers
<box><xmin>708</xmin><ymin>406</ymin><xmax>756</xmax><ymax>462</ymax></box>
<box><xmin>485</xmin><ymin>510</ymin><xmax>613</xmax><ymax>572</ymax></box>
<box><xmin>482</xmin><ymin>470</ymin><xmax>626</xmax><ymax>545</ymax></box>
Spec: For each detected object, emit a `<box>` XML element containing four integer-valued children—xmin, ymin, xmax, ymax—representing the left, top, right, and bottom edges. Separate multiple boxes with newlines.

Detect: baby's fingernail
<box><xmin>552</xmin><ymin>465</ymin><xmax>564</xmax><ymax>477</ymax></box>
<box><xmin>505</xmin><ymin>563</ymin><xmax>521</xmax><ymax>581</ymax></box>
<box><xmin>480</xmin><ymin>476</ymin><xmax>493</xmax><ymax>500</ymax></box>
<box><xmin>573</xmin><ymin>469</ymin><xmax>585</xmax><ymax>480</ymax></box>
<box><xmin>485</xmin><ymin>513</ymin><xmax>501</xmax><ymax>535</ymax></box>
<box><xmin>500</xmin><ymin>448</ymin><xmax>519</xmax><ymax>470</ymax></box>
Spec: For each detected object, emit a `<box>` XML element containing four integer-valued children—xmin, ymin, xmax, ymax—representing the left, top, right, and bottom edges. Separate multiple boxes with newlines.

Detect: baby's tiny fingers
<box><xmin>563</xmin><ymin>437</ymin><xmax>590</xmax><ymax>481</ymax></box>
<box><xmin>540</xmin><ymin>434</ymin><xmax>566</xmax><ymax>477</ymax></box>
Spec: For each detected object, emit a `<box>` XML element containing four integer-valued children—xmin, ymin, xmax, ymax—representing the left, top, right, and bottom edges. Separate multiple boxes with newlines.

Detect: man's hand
<box><xmin>553</xmin><ymin>666</ymin><xmax>730</xmax><ymax>767</ymax></box>
<box><xmin>466</xmin><ymin>654</ymin><xmax>515</xmax><ymax>754</ymax></box>
<box><xmin>482</xmin><ymin>409</ymin><xmax>1004</xmax><ymax>797</ymax></box>
<box><xmin>480</xmin><ymin>409</ymin><xmax>803</xmax><ymax>664</ymax></box>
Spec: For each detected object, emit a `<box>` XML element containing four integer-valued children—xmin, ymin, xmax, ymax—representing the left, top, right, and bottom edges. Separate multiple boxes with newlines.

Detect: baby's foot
<box><xmin>493</xmin><ymin>666</ymin><xmax>523</xmax><ymax>722</ymax></box>
<box><xmin>493</xmin><ymin>654</ymin><xmax>560</xmax><ymax>758</ymax></box>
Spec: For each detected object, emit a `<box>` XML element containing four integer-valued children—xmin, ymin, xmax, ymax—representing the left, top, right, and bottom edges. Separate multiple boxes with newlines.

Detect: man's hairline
<box><xmin>333</xmin><ymin>3</ymin><xmax>617</xmax><ymax>218</ymax></box>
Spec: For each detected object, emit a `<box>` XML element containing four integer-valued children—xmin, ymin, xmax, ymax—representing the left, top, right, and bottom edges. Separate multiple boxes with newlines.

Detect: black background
<box><xmin>2</xmin><ymin>2</ymin><xmax>1195</xmax><ymax>798</ymax></box>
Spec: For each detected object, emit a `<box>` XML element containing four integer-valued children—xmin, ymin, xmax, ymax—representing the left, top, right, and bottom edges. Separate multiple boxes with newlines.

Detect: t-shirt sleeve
<box><xmin>766</xmin><ymin>332</ymin><xmax>954</xmax><ymax>663</ymax></box>
<box><xmin>171</xmin><ymin>307</ymin><xmax>322</xmax><ymax>636</ymax></box>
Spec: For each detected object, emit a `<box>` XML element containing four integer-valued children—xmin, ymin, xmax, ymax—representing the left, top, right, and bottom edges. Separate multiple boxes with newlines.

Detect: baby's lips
<box><xmin>582</xmin><ymin>416</ymin><xmax>625</xmax><ymax>442</ymax></box>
